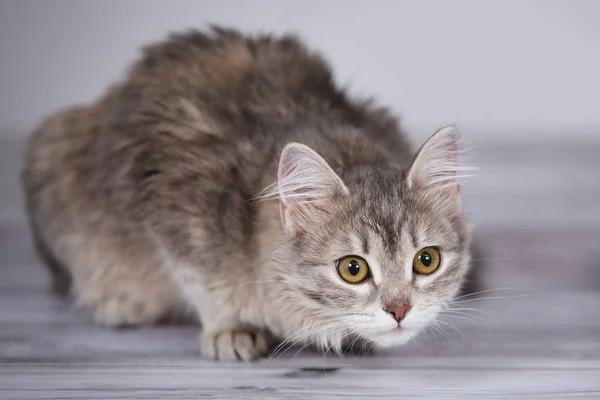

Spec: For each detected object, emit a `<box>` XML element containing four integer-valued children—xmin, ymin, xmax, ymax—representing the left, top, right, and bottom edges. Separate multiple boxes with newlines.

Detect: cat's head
<box><xmin>266</xmin><ymin>126</ymin><xmax>472</xmax><ymax>351</ymax></box>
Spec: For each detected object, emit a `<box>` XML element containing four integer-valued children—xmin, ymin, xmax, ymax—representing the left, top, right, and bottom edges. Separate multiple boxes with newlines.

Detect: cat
<box><xmin>21</xmin><ymin>26</ymin><xmax>472</xmax><ymax>361</ymax></box>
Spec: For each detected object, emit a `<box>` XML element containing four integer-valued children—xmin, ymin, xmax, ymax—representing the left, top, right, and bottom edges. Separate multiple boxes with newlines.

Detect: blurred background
<box><xmin>1</xmin><ymin>0</ymin><xmax>599</xmax><ymax>138</ymax></box>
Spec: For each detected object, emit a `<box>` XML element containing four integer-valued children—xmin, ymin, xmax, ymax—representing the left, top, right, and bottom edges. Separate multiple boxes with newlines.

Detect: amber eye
<box><xmin>336</xmin><ymin>256</ymin><xmax>370</xmax><ymax>284</ymax></box>
<box><xmin>413</xmin><ymin>247</ymin><xmax>441</xmax><ymax>275</ymax></box>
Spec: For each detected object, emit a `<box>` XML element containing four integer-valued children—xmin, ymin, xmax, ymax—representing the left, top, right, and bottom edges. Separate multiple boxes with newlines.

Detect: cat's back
<box><xmin>22</xmin><ymin>28</ymin><xmax>336</xmax><ymax>211</ymax></box>
<box><xmin>24</xmin><ymin>27</ymin><xmax>411</xmax><ymax>220</ymax></box>
<box><xmin>106</xmin><ymin>27</ymin><xmax>406</xmax><ymax>149</ymax></box>
<box><xmin>128</xmin><ymin>26</ymin><xmax>338</xmax><ymax>122</ymax></box>
<box><xmin>22</xmin><ymin>105</ymin><xmax>99</xmax><ymax>223</ymax></box>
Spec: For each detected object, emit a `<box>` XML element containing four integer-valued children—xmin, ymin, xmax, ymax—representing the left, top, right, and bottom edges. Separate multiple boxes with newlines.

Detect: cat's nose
<box><xmin>385</xmin><ymin>304</ymin><xmax>412</xmax><ymax>323</ymax></box>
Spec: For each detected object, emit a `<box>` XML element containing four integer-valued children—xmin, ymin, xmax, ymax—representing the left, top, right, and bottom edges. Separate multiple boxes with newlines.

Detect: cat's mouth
<box><xmin>363</xmin><ymin>326</ymin><xmax>416</xmax><ymax>348</ymax></box>
<box><xmin>370</xmin><ymin>324</ymin><xmax>412</xmax><ymax>337</ymax></box>
<box><xmin>392</xmin><ymin>326</ymin><xmax>404</xmax><ymax>334</ymax></box>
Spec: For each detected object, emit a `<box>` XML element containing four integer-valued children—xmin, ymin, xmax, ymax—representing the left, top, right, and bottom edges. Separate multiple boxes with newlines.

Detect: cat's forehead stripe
<box><xmin>361</xmin><ymin>234</ymin><xmax>369</xmax><ymax>255</ymax></box>
<box><xmin>381</xmin><ymin>208</ymin><xmax>405</xmax><ymax>256</ymax></box>
<box><xmin>409</xmin><ymin>224</ymin><xmax>419</xmax><ymax>249</ymax></box>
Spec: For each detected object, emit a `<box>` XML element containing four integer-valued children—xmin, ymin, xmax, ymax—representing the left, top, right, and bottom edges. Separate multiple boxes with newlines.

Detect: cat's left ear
<box><xmin>276</xmin><ymin>143</ymin><xmax>349</xmax><ymax>236</ymax></box>
<box><xmin>406</xmin><ymin>126</ymin><xmax>466</xmax><ymax>209</ymax></box>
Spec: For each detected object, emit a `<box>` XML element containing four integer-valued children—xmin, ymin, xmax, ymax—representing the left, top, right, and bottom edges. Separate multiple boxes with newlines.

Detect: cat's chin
<box><xmin>367</xmin><ymin>327</ymin><xmax>417</xmax><ymax>348</ymax></box>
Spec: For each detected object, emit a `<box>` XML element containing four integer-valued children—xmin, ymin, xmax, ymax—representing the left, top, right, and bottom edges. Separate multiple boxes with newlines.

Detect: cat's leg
<box><xmin>81</xmin><ymin>264</ymin><xmax>189</xmax><ymax>328</ymax></box>
<box><xmin>51</xmin><ymin>230</ymin><xmax>190</xmax><ymax>327</ymax></box>
<box><xmin>197</xmin><ymin>292</ymin><xmax>274</xmax><ymax>361</ymax></box>
<box><xmin>168</xmin><ymin>264</ymin><xmax>275</xmax><ymax>361</ymax></box>
<box><xmin>137</xmin><ymin>154</ymin><xmax>279</xmax><ymax>360</ymax></box>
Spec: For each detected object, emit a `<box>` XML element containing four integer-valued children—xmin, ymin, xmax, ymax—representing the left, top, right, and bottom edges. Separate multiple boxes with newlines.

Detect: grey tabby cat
<box><xmin>22</xmin><ymin>27</ymin><xmax>472</xmax><ymax>361</ymax></box>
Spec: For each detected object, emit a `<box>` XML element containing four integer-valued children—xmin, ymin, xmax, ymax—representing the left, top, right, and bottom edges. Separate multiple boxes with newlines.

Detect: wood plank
<box><xmin>2</xmin><ymin>362</ymin><xmax>600</xmax><ymax>399</ymax></box>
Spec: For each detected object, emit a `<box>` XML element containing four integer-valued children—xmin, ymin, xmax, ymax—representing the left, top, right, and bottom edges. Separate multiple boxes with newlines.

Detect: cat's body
<box><xmin>22</xmin><ymin>27</ymin><xmax>471</xmax><ymax>361</ymax></box>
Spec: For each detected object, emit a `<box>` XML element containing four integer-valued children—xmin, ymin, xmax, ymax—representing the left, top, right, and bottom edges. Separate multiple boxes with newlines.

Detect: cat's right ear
<box><xmin>276</xmin><ymin>143</ymin><xmax>349</xmax><ymax>236</ymax></box>
<box><xmin>406</xmin><ymin>126</ymin><xmax>472</xmax><ymax>212</ymax></box>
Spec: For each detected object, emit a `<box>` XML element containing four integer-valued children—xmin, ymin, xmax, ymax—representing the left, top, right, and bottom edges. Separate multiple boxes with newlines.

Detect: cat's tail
<box><xmin>29</xmin><ymin>220</ymin><xmax>72</xmax><ymax>296</ymax></box>
<box><xmin>21</xmin><ymin>108</ymin><xmax>86</xmax><ymax>297</ymax></box>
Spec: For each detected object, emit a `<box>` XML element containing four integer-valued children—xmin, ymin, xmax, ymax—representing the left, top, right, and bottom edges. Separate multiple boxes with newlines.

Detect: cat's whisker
<box><xmin>268</xmin><ymin>323</ymin><xmax>329</xmax><ymax>360</ymax></box>
<box><xmin>335</xmin><ymin>329</ymin><xmax>360</xmax><ymax>358</ymax></box>
<box><xmin>450</xmin><ymin>293</ymin><xmax>544</xmax><ymax>305</ymax></box>
<box><xmin>269</xmin><ymin>334</ymin><xmax>300</xmax><ymax>360</ymax></box>
<box><xmin>435</xmin><ymin>319</ymin><xmax>465</xmax><ymax>341</ymax></box>
<box><xmin>269</xmin><ymin>332</ymin><xmax>312</xmax><ymax>360</ymax></box>
<box><xmin>317</xmin><ymin>326</ymin><xmax>335</xmax><ymax>360</ymax></box>
<box><xmin>443</xmin><ymin>305</ymin><xmax>494</xmax><ymax>319</ymax></box>
<box><xmin>454</xmin><ymin>287</ymin><xmax>529</xmax><ymax>300</ymax></box>
<box><xmin>320</xmin><ymin>324</ymin><xmax>350</xmax><ymax>355</ymax></box>
<box><xmin>322</xmin><ymin>329</ymin><xmax>344</xmax><ymax>360</ymax></box>
<box><xmin>341</xmin><ymin>334</ymin><xmax>362</xmax><ymax>357</ymax></box>
<box><xmin>453</xmin><ymin>286</ymin><xmax>553</xmax><ymax>301</ymax></box>
<box><xmin>452</xmin><ymin>287</ymin><xmax>578</xmax><ymax>305</ymax></box>
<box><xmin>290</xmin><ymin>336</ymin><xmax>316</xmax><ymax>359</ymax></box>
<box><xmin>424</xmin><ymin>320</ymin><xmax>443</xmax><ymax>346</ymax></box>
<box><xmin>430</xmin><ymin>322</ymin><xmax>450</xmax><ymax>343</ymax></box>
<box><xmin>290</xmin><ymin>323</ymin><xmax>347</xmax><ymax>360</ymax></box>
<box><xmin>269</xmin><ymin>320</ymin><xmax>348</xmax><ymax>361</ymax></box>
<box><xmin>268</xmin><ymin>320</ymin><xmax>322</xmax><ymax>360</ymax></box>
<box><xmin>269</xmin><ymin>338</ymin><xmax>304</xmax><ymax>361</ymax></box>
<box><xmin>428</xmin><ymin>323</ymin><xmax>455</xmax><ymax>349</ymax></box>
<box><xmin>323</xmin><ymin>329</ymin><xmax>345</xmax><ymax>359</ymax></box>
<box><xmin>444</xmin><ymin>312</ymin><xmax>491</xmax><ymax>325</ymax></box>
<box><xmin>430</xmin><ymin>321</ymin><xmax>459</xmax><ymax>351</ymax></box>
<box><xmin>409</xmin><ymin>334</ymin><xmax>424</xmax><ymax>349</ymax></box>
<box><xmin>444</xmin><ymin>306</ymin><xmax>497</xmax><ymax>323</ymax></box>
<box><xmin>439</xmin><ymin>311</ymin><xmax>488</xmax><ymax>325</ymax></box>
<box><xmin>436</xmin><ymin>321</ymin><xmax>456</xmax><ymax>350</ymax></box>
<box><xmin>445</xmin><ymin>307</ymin><xmax>493</xmax><ymax>318</ymax></box>
<box><xmin>364</xmin><ymin>339</ymin><xmax>377</xmax><ymax>356</ymax></box>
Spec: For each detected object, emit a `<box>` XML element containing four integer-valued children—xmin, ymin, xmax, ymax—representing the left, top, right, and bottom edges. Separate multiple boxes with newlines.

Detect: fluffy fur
<box><xmin>21</xmin><ymin>26</ymin><xmax>472</xmax><ymax>361</ymax></box>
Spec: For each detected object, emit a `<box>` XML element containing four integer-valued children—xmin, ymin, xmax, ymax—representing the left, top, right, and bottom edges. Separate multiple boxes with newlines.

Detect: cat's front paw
<box><xmin>201</xmin><ymin>329</ymin><xmax>274</xmax><ymax>361</ymax></box>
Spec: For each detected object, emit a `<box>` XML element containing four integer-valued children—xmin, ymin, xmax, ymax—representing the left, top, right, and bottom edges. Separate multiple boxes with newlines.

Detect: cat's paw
<box><xmin>88</xmin><ymin>296</ymin><xmax>164</xmax><ymax>327</ymax></box>
<box><xmin>201</xmin><ymin>329</ymin><xmax>273</xmax><ymax>361</ymax></box>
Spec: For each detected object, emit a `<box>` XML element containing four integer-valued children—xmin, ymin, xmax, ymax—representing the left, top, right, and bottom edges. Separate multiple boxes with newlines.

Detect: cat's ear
<box><xmin>277</xmin><ymin>143</ymin><xmax>349</xmax><ymax>236</ymax></box>
<box><xmin>406</xmin><ymin>126</ymin><xmax>467</xmax><ymax>207</ymax></box>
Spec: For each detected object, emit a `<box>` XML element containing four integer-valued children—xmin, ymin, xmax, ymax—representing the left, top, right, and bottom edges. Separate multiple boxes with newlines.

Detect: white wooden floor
<box><xmin>1</xmin><ymin>137</ymin><xmax>600</xmax><ymax>399</ymax></box>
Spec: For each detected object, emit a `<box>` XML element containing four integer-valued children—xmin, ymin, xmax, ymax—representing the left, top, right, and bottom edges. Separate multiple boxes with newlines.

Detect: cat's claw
<box><xmin>201</xmin><ymin>330</ymin><xmax>273</xmax><ymax>361</ymax></box>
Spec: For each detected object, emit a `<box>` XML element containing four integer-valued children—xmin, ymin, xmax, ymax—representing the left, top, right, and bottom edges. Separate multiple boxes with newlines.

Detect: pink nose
<box><xmin>385</xmin><ymin>304</ymin><xmax>412</xmax><ymax>323</ymax></box>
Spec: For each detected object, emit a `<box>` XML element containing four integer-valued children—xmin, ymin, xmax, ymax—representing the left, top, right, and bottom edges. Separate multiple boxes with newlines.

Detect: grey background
<box><xmin>1</xmin><ymin>0</ymin><xmax>599</xmax><ymax>141</ymax></box>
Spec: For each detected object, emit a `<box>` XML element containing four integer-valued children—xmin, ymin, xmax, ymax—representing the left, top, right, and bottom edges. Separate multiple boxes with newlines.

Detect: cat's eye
<box><xmin>413</xmin><ymin>247</ymin><xmax>441</xmax><ymax>275</ymax></box>
<box><xmin>336</xmin><ymin>256</ymin><xmax>370</xmax><ymax>284</ymax></box>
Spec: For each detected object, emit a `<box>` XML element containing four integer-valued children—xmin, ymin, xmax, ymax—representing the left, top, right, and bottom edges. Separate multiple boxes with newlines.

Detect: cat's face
<box><xmin>269</xmin><ymin>126</ymin><xmax>472</xmax><ymax>351</ymax></box>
